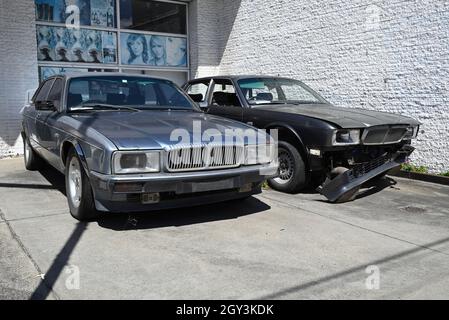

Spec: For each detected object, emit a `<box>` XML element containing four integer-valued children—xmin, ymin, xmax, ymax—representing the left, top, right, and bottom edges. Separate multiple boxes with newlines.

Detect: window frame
<box><xmin>47</xmin><ymin>77</ymin><xmax>64</xmax><ymax>110</ymax></box>
<box><xmin>184</xmin><ymin>79</ymin><xmax>212</xmax><ymax>108</ymax></box>
<box><xmin>32</xmin><ymin>78</ymin><xmax>56</xmax><ymax>104</ymax></box>
<box><xmin>35</xmin><ymin>0</ymin><xmax>190</xmax><ymax>82</ymax></box>
<box><xmin>208</xmin><ymin>78</ymin><xmax>243</xmax><ymax>108</ymax></box>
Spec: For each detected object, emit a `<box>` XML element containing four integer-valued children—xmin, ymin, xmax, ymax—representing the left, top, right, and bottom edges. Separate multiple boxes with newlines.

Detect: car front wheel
<box><xmin>65</xmin><ymin>148</ymin><xmax>99</xmax><ymax>221</ymax></box>
<box><xmin>268</xmin><ymin>141</ymin><xmax>307</xmax><ymax>193</ymax></box>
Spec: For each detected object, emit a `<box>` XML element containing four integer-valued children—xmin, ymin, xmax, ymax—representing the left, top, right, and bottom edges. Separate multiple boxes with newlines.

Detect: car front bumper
<box><xmin>88</xmin><ymin>163</ymin><xmax>278</xmax><ymax>212</ymax></box>
<box><xmin>318</xmin><ymin>145</ymin><xmax>414</xmax><ymax>203</ymax></box>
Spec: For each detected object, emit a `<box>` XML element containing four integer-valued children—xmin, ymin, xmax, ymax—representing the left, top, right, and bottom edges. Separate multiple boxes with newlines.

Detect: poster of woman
<box><xmin>54</xmin><ymin>27</ymin><xmax>69</xmax><ymax>62</ymax></box>
<box><xmin>148</xmin><ymin>35</ymin><xmax>167</xmax><ymax>66</ymax></box>
<box><xmin>166</xmin><ymin>37</ymin><xmax>187</xmax><ymax>67</ymax></box>
<box><xmin>84</xmin><ymin>29</ymin><xmax>102</xmax><ymax>63</ymax></box>
<box><xmin>120</xmin><ymin>33</ymin><xmax>149</xmax><ymax>65</ymax></box>
<box><xmin>37</xmin><ymin>25</ymin><xmax>56</xmax><ymax>61</ymax></box>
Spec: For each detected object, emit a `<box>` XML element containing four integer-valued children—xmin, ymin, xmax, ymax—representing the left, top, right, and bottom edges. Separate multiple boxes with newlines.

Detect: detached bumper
<box><xmin>318</xmin><ymin>145</ymin><xmax>414</xmax><ymax>203</ymax></box>
<box><xmin>89</xmin><ymin>163</ymin><xmax>278</xmax><ymax>212</ymax></box>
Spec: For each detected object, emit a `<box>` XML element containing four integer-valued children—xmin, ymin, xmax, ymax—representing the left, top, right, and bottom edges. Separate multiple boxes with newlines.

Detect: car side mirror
<box><xmin>36</xmin><ymin>100</ymin><xmax>57</xmax><ymax>111</ymax></box>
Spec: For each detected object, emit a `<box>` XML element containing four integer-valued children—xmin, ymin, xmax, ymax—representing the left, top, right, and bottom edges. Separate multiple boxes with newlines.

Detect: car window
<box><xmin>34</xmin><ymin>79</ymin><xmax>54</xmax><ymax>103</ymax></box>
<box><xmin>237</xmin><ymin>78</ymin><xmax>327</xmax><ymax>105</ymax></box>
<box><xmin>186</xmin><ymin>82</ymin><xmax>209</xmax><ymax>103</ymax></box>
<box><xmin>210</xmin><ymin>79</ymin><xmax>241</xmax><ymax>107</ymax></box>
<box><xmin>47</xmin><ymin>79</ymin><xmax>63</xmax><ymax>108</ymax></box>
<box><xmin>67</xmin><ymin>76</ymin><xmax>197</xmax><ymax>111</ymax></box>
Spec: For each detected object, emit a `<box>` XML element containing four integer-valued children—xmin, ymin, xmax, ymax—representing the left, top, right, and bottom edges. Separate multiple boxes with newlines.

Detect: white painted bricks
<box><xmin>190</xmin><ymin>0</ymin><xmax>449</xmax><ymax>172</ymax></box>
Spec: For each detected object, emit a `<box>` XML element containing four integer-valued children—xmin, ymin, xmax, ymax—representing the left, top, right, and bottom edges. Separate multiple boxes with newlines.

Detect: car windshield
<box><xmin>67</xmin><ymin>76</ymin><xmax>197</xmax><ymax>111</ymax></box>
<box><xmin>237</xmin><ymin>78</ymin><xmax>327</xmax><ymax>105</ymax></box>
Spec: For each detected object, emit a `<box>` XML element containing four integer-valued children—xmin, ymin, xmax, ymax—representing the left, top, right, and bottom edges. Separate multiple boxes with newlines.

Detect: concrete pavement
<box><xmin>0</xmin><ymin>157</ymin><xmax>448</xmax><ymax>299</ymax></box>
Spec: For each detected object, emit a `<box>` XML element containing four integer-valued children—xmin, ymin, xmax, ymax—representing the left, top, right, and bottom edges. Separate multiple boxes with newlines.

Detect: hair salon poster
<box><xmin>36</xmin><ymin>25</ymin><xmax>117</xmax><ymax>64</ymax></box>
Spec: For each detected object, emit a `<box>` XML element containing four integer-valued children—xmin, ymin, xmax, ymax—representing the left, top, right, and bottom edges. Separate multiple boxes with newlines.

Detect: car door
<box><xmin>41</xmin><ymin>77</ymin><xmax>64</xmax><ymax>167</ymax></box>
<box><xmin>238</xmin><ymin>79</ymin><xmax>281</xmax><ymax>129</ymax></box>
<box><xmin>205</xmin><ymin>78</ymin><xmax>243</xmax><ymax>122</ymax></box>
<box><xmin>28</xmin><ymin>78</ymin><xmax>55</xmax><ymax>153</ymax></box>
<box><xmin>183</xmin><ymin>79</ymin><xmax>212</xmax><ymax>109</ymax></box>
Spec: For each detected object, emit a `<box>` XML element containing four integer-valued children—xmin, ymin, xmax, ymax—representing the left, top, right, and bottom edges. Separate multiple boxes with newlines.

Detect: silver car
<box><xmin>21</xmin><ymin>73</ymin><xmax>278</xmax><ymax>221</ymax></box>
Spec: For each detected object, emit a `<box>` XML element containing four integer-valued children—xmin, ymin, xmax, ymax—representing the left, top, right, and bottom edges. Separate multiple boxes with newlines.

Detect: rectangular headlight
<box><xmin>112</xmin><ymin>151</ymin><xmax>160</xmax><ymax>174</ymax></box>
<box><xmin>332</xmin><ymin>129</ymin><xmax>361</xmax><ymax>145</ymax></box>
<box><xmin>404</xmin><ymin>125</ymin><xmax>419</xmax><ymax>139</ymax></box>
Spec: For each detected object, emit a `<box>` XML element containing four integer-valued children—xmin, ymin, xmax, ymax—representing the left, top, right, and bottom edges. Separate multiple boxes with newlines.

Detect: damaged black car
<box><xmin>183</xmin><ymin>76</ymin><xmax>420</xmax><ymax>202</ymax></box>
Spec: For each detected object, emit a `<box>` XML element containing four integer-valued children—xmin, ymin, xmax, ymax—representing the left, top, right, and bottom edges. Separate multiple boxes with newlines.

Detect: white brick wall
<box><xmin>190</xmin><ymin>0</ymin><xmax>449</xmax><ymax>173</ymax></box>
<box><xmin>0</xmin><ymin>0</ymin><xmax>39</xmax><ymax>157</ymax></box>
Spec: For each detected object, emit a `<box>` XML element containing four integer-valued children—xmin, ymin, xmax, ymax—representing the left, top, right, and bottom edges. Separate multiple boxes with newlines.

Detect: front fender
<box><xmin>264</xmin><ymin>122</ymin><xmax>309</xmax><ymax>158</ymax></box>
<box><xmin>60</xmin><ymin>139</ymin><xmax>90</xmax><ymax>177</ymax></box>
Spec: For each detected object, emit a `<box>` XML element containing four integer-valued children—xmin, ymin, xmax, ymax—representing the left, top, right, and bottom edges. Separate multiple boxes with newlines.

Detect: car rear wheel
<box><xmin>65</xmin><ymin>148</ymin><xmax>99</xmax><ymax>221</ymax></box>
<box><xmin>23</xmin><ymin>135</ymin><xmax>43</xmax><ymax>170</ymax></box>
<box><xmin>268</xmin><ymin>141</ymin><xmax>307</xmax><ymax>193</ymax></box>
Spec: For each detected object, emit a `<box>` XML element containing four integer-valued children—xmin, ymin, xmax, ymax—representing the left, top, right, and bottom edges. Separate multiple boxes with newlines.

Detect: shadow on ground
<box><xmin>28</xmin><ymin>167</ymin><xmax>270</xmax><ymax>299</ymax></box>
<box><xmin>96</xmin><ymin>196</ymin><xmax>271</xmax><ymax>231</ymax></box>
<box><xmin>38</xmin><ymin>164</ymin><xmax>66</xmax><ymax>195</ymax></box>
<box><xmin>32</xmin><ymin>163</ymin><xmax>271</xmax><ymax>231</ymax></box>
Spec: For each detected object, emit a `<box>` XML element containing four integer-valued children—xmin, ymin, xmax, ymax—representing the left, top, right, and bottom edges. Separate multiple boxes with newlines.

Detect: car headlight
<box><xmin>404</xmin><ymin>125</ymin><xmax>419</xmax><ymax>139</ymax></box>
<box><xmin>244</xmin><ymin>144</ymin><xmax>276</xmax><ymax>165</ymax></box>
<box><xmin>332</xmin><ymin>129</ymin><xmax>361</xmax><ymax>145</ymax></box>
<box><xmin>112</xmin><ymin>151</ymin><xmax>160</xmax><ymax>174</ymax></box>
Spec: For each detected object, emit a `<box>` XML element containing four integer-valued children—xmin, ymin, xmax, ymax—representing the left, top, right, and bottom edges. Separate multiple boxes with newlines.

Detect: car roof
<box><xmin>189</xmin><ymin>75</ymin><xmax>296</xmax><ymax>82</ymax></box>
<box><xmin>47</xmin><ymin>72</ymin><xmax>173</xmax><ymax>82</ymax></box>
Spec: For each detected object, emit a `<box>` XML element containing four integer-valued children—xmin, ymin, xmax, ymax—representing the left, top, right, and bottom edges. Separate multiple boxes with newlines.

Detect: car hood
<box><xmin>70</xmin><ymin>110</ymin><xmax>257</xmax><ymax>150</ymax></box>
<box><xmin>254</xmin><ymin>103</ymin><xmax>420</xmax><ymax>128</ymax></box>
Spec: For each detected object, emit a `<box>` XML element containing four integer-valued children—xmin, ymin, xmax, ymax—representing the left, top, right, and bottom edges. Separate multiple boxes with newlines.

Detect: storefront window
<box><xmin>36</xmin><ymin>26</ymin><xmax>117</xmax><ymax>64</ymax></box>
<box><xmin>120</xmin><ymin>32</ymin><xmax>187</xmax><ymax>67</ymax></box>
<box><xmin>120</xmin><ymin>0</ymin><xmax>187</xmax><ymax>35</ymax></box>
<box><xmin>35</xmin><ymin>0</ymin><xmax>188</xmax><ymax>82</ymax></box>
<box><xmin>39</xmin><ymin>66</ymin><xmax>119</xmax><ymax>80</ymax></box>
<box><xmin>35</xmin><ymin>0</ymin><xmax>116</xmax><ymax>28</ymax></box>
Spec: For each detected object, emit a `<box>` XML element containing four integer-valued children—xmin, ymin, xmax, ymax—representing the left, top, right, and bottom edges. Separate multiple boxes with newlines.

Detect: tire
<box><xmin>23</xmin><ymin>135</ymin><xmax>43</xmax><ymax>171</ymax></box>
<box><xmin>65</xmin><ymin>148</ymin><xmax>99</xmax><ymax>221</ymax></box>
<box><xmin>268</xmin><ymin>141</ymin><xmax>307</xmax><ymax>193</ymax></box>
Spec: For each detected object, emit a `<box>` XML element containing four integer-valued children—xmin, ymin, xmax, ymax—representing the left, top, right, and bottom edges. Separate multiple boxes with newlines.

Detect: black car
<box><xmin>183</xmin><ymin>76</ymin><xmax>420</xmax><ymax>202</ymax></box>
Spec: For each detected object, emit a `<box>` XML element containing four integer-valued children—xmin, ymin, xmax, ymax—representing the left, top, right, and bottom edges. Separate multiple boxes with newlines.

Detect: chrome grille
<box><xmin>362</xmin><ymin>126</ymin><xmax>408</xmax><ymax>145</ymax></box>
<box><xmin>166</xmin><ymin>144</ymin><xmax>244</xmax><ymax>172</ymax></box>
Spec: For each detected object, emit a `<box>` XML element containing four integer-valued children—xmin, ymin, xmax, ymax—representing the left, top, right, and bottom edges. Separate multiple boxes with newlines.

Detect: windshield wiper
<box><xmin>70</xmin><ymin>103</ymin><xmax>140</xmax><ymax>112</ymax></box>
<box><xmin>139</xmin><ymin>106</ymin><xmax>198</xmax><ymax>112</ymax></box>
<box><xmin>285</xmin><ymin>101</ymin><xmax>325</xmax><ymax>105</ymax></box>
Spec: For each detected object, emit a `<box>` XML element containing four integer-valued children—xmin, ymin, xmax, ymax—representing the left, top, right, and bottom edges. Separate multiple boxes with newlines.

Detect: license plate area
<box><xmin>178</xmin><ymin>178</ymin><xmax>237</xmax><ymax>194</ymax></box>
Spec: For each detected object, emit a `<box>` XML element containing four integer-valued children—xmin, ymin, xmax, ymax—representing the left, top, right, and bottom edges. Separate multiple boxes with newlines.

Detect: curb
<box><xmin>390</xmin><ymin>170</ymin><xmax>449</xmax><ymax>186</ymax></box>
